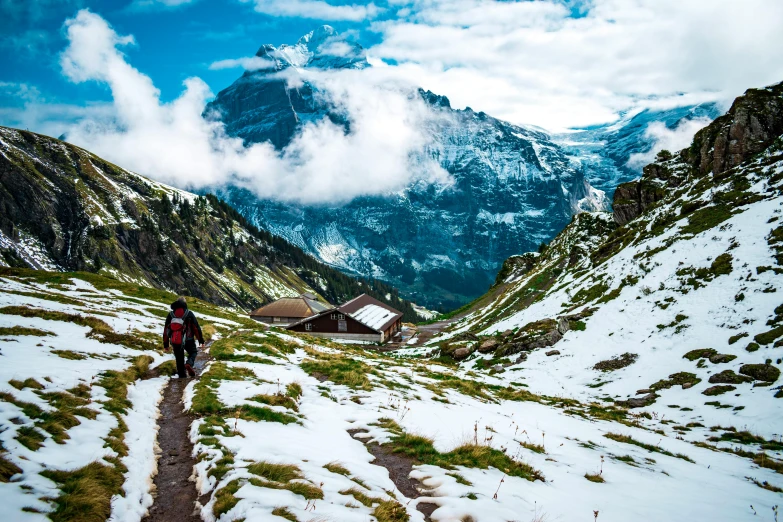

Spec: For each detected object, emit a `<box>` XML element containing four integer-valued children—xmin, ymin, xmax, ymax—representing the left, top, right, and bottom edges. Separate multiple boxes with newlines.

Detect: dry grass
<box><xmin>271</xmin><ymin>506</ymin><xmax>299</xmax><ymax>521</ymax></box>
<box><xmin>41</xmin><ymin>461</ymin><xmax>124</xmax><ymax>522</ymax></box>
<box><xmin>213</xmin><ymin>478</ymin><xmax>242</xmax><ymax>517</ymax></box>
<box><xmin>584</xmin><ymin>472</ymin><xmax>605</xmax><ymax>483</ymax></box>
<box><xmin>324</xmin><ymin>461</ymin><xmax>351</xmax><ymax>476</ymax></box>
<box><xmin>340</xmin><ymin>487</ymin><xmax>380</xmax><ymax>507</ymax></box>
<box><xmin>373</xmin><ymin>499</ymin><xmax>410</xmax><ymax>522</ymax></box>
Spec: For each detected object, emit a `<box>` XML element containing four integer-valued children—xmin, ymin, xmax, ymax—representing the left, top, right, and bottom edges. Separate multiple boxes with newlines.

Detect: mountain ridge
<box><xmin>0</xmin><ymin>126</ymin><xmax>425</xmax><ymax>321</ymax></box>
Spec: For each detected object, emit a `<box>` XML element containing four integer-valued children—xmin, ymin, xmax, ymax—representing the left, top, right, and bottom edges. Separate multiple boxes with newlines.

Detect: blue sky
<box><xmin>0</xmin><ymin>0</ymin><xmax>371</xmax><ymax>110</ymax></box>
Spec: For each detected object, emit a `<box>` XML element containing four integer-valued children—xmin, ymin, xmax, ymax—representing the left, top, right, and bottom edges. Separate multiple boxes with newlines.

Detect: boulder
<box><xmin>515</xmin><ymin>353</ymin><xmax>528</xmax><ymax>363</ymax></box>
<box><xmin>452</xmin><ymin>346</ymin><xmax>474</xmax><ymax>360</ymax></box>
<box><xmin>708</xmin><ymin>369</ymin><xmax>753</xmax><ymax>384</ymax></box>
<box><xmin>739</xmin><ymin>363</ymin><xmax>781</xmax><ymax>382</ymax></box>
<box><xmin>617</xmin><ymin>393</ymin><xmax>657</xmax><ymax>408</ymax></box>
<box><xmin>478</xmin><ymin>339</ymin><xmax>500</xmax><ymax>353</ymax></box>
<box><xmin>682</xmin><ymin>382</ymin><xmax>695</xmax><ymax>390</ymax></box>
<box><xmin>635</xmin><ymin>388</ymin><xmax>652</xmax><ymax>395</ymax></box>
<box><xmin>502</xmin><ymin>329</ymin><xmax>514</xmax><ymax>338</ymax></box>
<box><xmin>546</xmin><ymin>350</ymin><xmax>561</xmax><ymax>356</ymax></box>
<box><xmin>556</xmin><ymin>317</ymin><xmax>570</xmax><ymax>335</ymax></box>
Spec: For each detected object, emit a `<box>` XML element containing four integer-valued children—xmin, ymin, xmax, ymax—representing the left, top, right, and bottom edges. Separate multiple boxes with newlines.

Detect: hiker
<box><xmin>163</xmin><ymin>297</ymin><xmax>204</xmax><ymax>378</ymax></box>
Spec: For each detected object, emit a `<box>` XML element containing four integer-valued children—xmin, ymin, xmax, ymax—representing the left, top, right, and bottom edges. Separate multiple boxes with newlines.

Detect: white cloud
<box><xmin>242</xmin><ymin>0</ymin><xmax>382</xmax><ymax>22</ymax></box>
<box><xmin>368</xmin><ymin>0</ymin><xmax>783</xmax><ymax>130</ymax></box>
<box><xmin>59</xmin><ymin>9</ymin><xmax>449</xmax><ymax>204</ymax></box>
<box><xmin>208</xmin><ymin>56</ymin><xmax>276</xmax><ymax>71</ymax></box>
<box><xmin>627</xmin><ymin>116</ymin><xmax>713</xmax><ymax>169</ymax></box>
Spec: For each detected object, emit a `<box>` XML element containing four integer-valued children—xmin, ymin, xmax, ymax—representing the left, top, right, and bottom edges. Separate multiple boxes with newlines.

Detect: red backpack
<box><xmin>169</xmin><ymin>308</ymin><xmax>188</xmax><ymax>345</ymax></box>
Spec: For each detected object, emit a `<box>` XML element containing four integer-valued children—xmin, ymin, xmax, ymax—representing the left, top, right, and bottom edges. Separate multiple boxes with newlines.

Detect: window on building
<box><xmin>338</xmin><ymin>320</ymin><xmax>347</xmax><ymax>332</ymax></box>
<box><xmin>305</xmin><ymin>323</ymin><xmax>312</xmax><ymax>331</ymax></box>
<box><xmin>338</xmin><ymin>313</ymin><xmax>345</xmax><ymax>320</ymax></box>
<box><xmin>330</xmin><ymin>313</ymin><xmax>337</xmax><ymax>320</ymax></box>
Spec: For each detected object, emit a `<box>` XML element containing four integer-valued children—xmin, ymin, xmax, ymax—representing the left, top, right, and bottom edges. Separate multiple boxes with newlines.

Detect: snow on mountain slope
<box><xmin>407</xmin><ymin>82</ymin><xmax>783</xmax><ymax>448</ymax></box>
<box><xmin>207</xmin><ymin>27</ymin><xmax>608</xmax><ymax>311</ymax></box>
<box><xmin>0</xmin><ymin>269</ymin><xmax>248</xmax><ymax>521</ymax></box>
<box><xmin>182</xmin><ymin>317</ymin><xmax>778</xmax><ymax>522</ymax></box>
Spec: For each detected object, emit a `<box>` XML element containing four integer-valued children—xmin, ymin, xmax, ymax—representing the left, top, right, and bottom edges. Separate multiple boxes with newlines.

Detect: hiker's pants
<box><xmin>173</xmin><ymin>339</ymin><xmax>198</xmax><ymax>378</ymax></box>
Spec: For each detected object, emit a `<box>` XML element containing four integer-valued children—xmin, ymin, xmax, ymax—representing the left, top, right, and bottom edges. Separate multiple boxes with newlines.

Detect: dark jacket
<box><xmin>163</xmin><ymin>299</ymin><xmax>204</xmax><ymax>348</ymax></box>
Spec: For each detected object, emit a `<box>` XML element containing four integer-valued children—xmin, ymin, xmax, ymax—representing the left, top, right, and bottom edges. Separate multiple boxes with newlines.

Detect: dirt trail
<box><xmin>143</xmin><ymin>346</ymin><xmax>210</xmax><ymax>522</ymax></box>
<box><xmin>348</xmin><ymin>429</ymin><xmax>437</xmax><ymax>521</ymax></box>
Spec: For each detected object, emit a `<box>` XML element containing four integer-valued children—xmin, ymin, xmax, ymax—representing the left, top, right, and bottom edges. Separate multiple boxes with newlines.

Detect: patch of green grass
<box><xmin>210</xmin><ymin>329</ymin><xmax>277</xmax><ymax>363</ymax></box>
<box><xmin>324</xmin><ymin>462</ymin><xmax>351</xmax><ymax>476</ymax></box>
<box><xmin>239</xmin><ymin>405</ymin><xmax>298</xmax><ymax>425</ymax></box>
<box><xmin>249</xmin><ymin>393</ymin><xmax>298</xmax><ymax>412</ymax></box>
<box><xmin>650</xmin><ymin>372</ymin><xmax>701</xmax><ymax>391</ymax></box>
<box><xmin>728</xmin><ymin>332</ymin><xmax>748</xmax><ymax>345</ymax></box>
<box><xmin>381</xmin><ymin>420</ymin><xmax>544</xmax><ymax>482</ymax></box>
<box><xmin>0</xmin><ymin>306</ymin><xmax>157</xmax><ymax>351</ymax></box>
<box><xmin>604</xmin><ymin>433</ymin><xmax>693</xmax><ymax>462</ymax></box>
<box><xmin>248</xmin><ymin>461</ymin><xmax>302</xmax><ymax>483</ymax></box>
<box><xmin>0</xmin><ymin>326</ymin><xmax>54</xmax><ymax>337</ymax></box>
<box><xmin>213</xmin><ymin>478</ymin><xmax>242</xmax><ymax>517</ymax></box>
<box><xmin>683</xmin><ymin>348</ymin><xmax>717</xmax><ymax>361</ymax></box>
<box><xmin>300</xmin><ymin>355</ymin><xmax>376</xmax><ymax>390</ymax></box>
<box><xmin>340</xmin><ymin>487</ymin><xmax>380</xmax><ymax>507</ymax></box>
<box><xmin>51</xmin><ymin>350</ymin><xmax>87</xmax><ymax>360</ymax></box>
<box><xmin>570</xmin><ymin>320</ymin><xmax>587</xmax><ymax>331</ymax></box>
<box><xmin>446</xmin><ymin>472</ymin><xmax>473</xmax><ymax>486</ymax></box>
<box><xmin>613</xmin><ymin>455</ymin><xmax>637</xmax><ymax>466</ymax></box>
<box><xmin>680</xmin><ymin>204</ymin><xmax>734</xmax><ymax>235</ymax></box>
<box><xmin>755</xmin><ymin>325</ymin><xmax>783</xmax><ymax>346</ymax></box>
<box><xmin>286</xmin><ymin>382</ymin><xmax>302</xmax><ymax>401</ymax></box>
<box><xmin>97</xmin><ymin>355</ymin><xmax>153</xmax><ymax>415</ymax></box>
<box><xmin>190</xmin><ymin>362</ymin><xmax>257</xmax><ymax>415</ymax></box>
<box><xmin>41</xmin><ymin>461</ymin><xmax>124</xmax><ymax>522</ymax></box>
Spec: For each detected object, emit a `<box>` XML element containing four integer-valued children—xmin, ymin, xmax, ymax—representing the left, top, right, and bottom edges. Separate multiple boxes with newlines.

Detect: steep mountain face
<box><xmin>555</xmin><ymin>103</ymin><xmax>723</xmax><ymax>196</ymax></box>
<box><xmin>419</xmin><ymin>81</ymin><xmax>783</xmax><ymax>437</ymax></box>
<box><xmin>207</xmin><ymin>27</ymin><xmax>607</xmax><ymax>311</ymax></box>
<box><xmin>0</xmin><ymin>126</ymin><xmax>424</xmax><ymax>320</ymax></box>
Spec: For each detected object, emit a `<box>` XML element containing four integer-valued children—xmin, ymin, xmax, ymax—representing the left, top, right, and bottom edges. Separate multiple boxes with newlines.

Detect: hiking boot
<box><xmin>185</xmin><ymin>363</ymin><xmax>196</xmax><ymax>377</ymax></box>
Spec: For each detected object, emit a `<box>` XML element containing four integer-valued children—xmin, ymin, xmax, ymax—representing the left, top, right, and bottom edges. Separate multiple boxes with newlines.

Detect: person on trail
<box><xmin>163</xmin><ymin>297</ymin><xmax>204</xmax><ymax>378</ymax></box>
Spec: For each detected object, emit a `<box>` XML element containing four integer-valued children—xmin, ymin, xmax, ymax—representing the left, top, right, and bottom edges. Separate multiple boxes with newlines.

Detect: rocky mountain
<box><xmin>206</xmin><ymin>26</ymin><xmax>608</xmax><ymax>311</ymax></box>
<box><xmin>415</xmin><ymin>81</ymin><xmax>783</xmax><ymax>434</ymax></box>
<box><xmin>0</xmin><ymin>126</ymin><xmax>425</xmax><ymax>320</ymax></box>
<box><xmin>555</xmin><ymin>103</ymin><xmax>723</xmax><ymax>196</ymax></box>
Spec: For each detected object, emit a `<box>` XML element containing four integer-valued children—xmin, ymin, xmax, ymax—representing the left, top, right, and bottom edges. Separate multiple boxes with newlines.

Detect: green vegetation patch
<box><xmin>41</xmin><ymin>461</ymin><xmax>124</xmax><ymax>522</ymax></box>
<box><xmin>604</xmin><ymin>433</ymin><xmax>693</xmax><ymax>462</ymax></box>
<box><xmin>584</xmin><ymin>472</ymin><xmax>605</xmax><ymax>483</ymax></box>
<box><xmin>650</xmin><ymin>372</ymin><xmax>701</xmax><ymax>391</ymax></box>
<box><xmin>683</xmin><ymin>348</ymin><xmax>717</xmax><ymax>361</ymax></box>
<box><xmin>378</xmin><ymin>419</ymin><xmax>544</xmax><ymax>482</ymax></box>
<box><xmin>300</xmin><ymin>355</ymin><xmax>376</xmax><ymax>390</ymax></box>
<box><xmin>594</xmin><ymin>353</ymin><xmax>638</xmax><ymax>372</ymax></box>
<box><xmin>248</xmin><ymin>461</ymin><xmax>323</xmax><ymax>500</ymax></box>
<box><xmin>680</xmin><ymin>205</ymin><xmax>734</xmax><ymax>236</ymax></box>
<box><xmin>0</xmin><ymin>306</ymin><xmax>156</xmax><ymax>351</ymax></box>
<box><xmin>0</xmin><ymin>326</ymin><xmax>55</xmax><ymax>337</ymax></box>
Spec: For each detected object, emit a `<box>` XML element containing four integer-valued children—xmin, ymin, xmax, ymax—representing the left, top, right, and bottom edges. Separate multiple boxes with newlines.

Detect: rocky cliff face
<box><xmin>421</xmin><ymin>81</ymin><xmax>783</xmax><ymax>428</ymax></box>
<box><xmin>0</xmin><ymin>126</ymin><xmax>424</xmax><ymax>319</ymax></box>
<box><xmin>207</xmin><ymin>26</ymin><xmax>607</xmax><ymax>311</ymax></box>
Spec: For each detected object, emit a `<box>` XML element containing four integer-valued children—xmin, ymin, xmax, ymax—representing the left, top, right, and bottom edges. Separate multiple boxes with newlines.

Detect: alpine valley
<box><xmin>208</xmin><ymin>26</ymin><xmax>721</xmax><ymax>311</ymax></box>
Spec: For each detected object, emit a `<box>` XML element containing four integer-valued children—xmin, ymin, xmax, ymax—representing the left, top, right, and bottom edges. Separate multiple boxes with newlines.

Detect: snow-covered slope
<box><xmin>408</xmin><ymin>82</ymin><xmax>783</xmax><ymax>444</ymax></box>
<box><xmin>0</xmin><ymin>126</ymin><xmax>424</xmax><ymax>320</ymax></box>
<box><xmin>0</xmin><ymin>270</ymin><xmax>250</xmax><ymax>521</ymax></box>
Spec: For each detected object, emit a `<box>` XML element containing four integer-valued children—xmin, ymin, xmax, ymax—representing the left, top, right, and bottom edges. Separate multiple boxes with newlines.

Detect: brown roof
<box><xmin>250</xmin><ymin>295</ymin><xmax>331</xmax><ymax>318</ymax></box>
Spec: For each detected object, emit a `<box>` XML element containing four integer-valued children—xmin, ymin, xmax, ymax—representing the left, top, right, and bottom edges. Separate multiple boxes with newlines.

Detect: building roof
<box><xmin>287</xmin><ymin>294</ymin><xmax>402</xmax><ymax>333</ymax></box>
<box><xmin>249</xmin><ymin>294</ymin><xmax>332</xmax><ymax>318</ymax></box>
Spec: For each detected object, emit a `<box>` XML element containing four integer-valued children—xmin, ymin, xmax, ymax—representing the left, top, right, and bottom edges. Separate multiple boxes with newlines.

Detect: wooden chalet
<box><xmin>286</xmin><ymin>294</ymin><xmax>403</xmax><ymax>343</ymax></box>
<box><xmin>249</xmin><ymin>293</ymin><xmax>331</xmax><ymax>326</ymax></box>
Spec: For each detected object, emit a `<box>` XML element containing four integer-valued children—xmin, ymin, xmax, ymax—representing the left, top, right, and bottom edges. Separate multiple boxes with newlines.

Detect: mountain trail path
<box><xmin>143</xmin><ymin>343</ymin><xmax>212</xmax><ymax>522</ymax></box>
<box><xmin>348</xmin><ymin>429</ymin><xmax>437</xmax><ymax>521</ymax></box>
